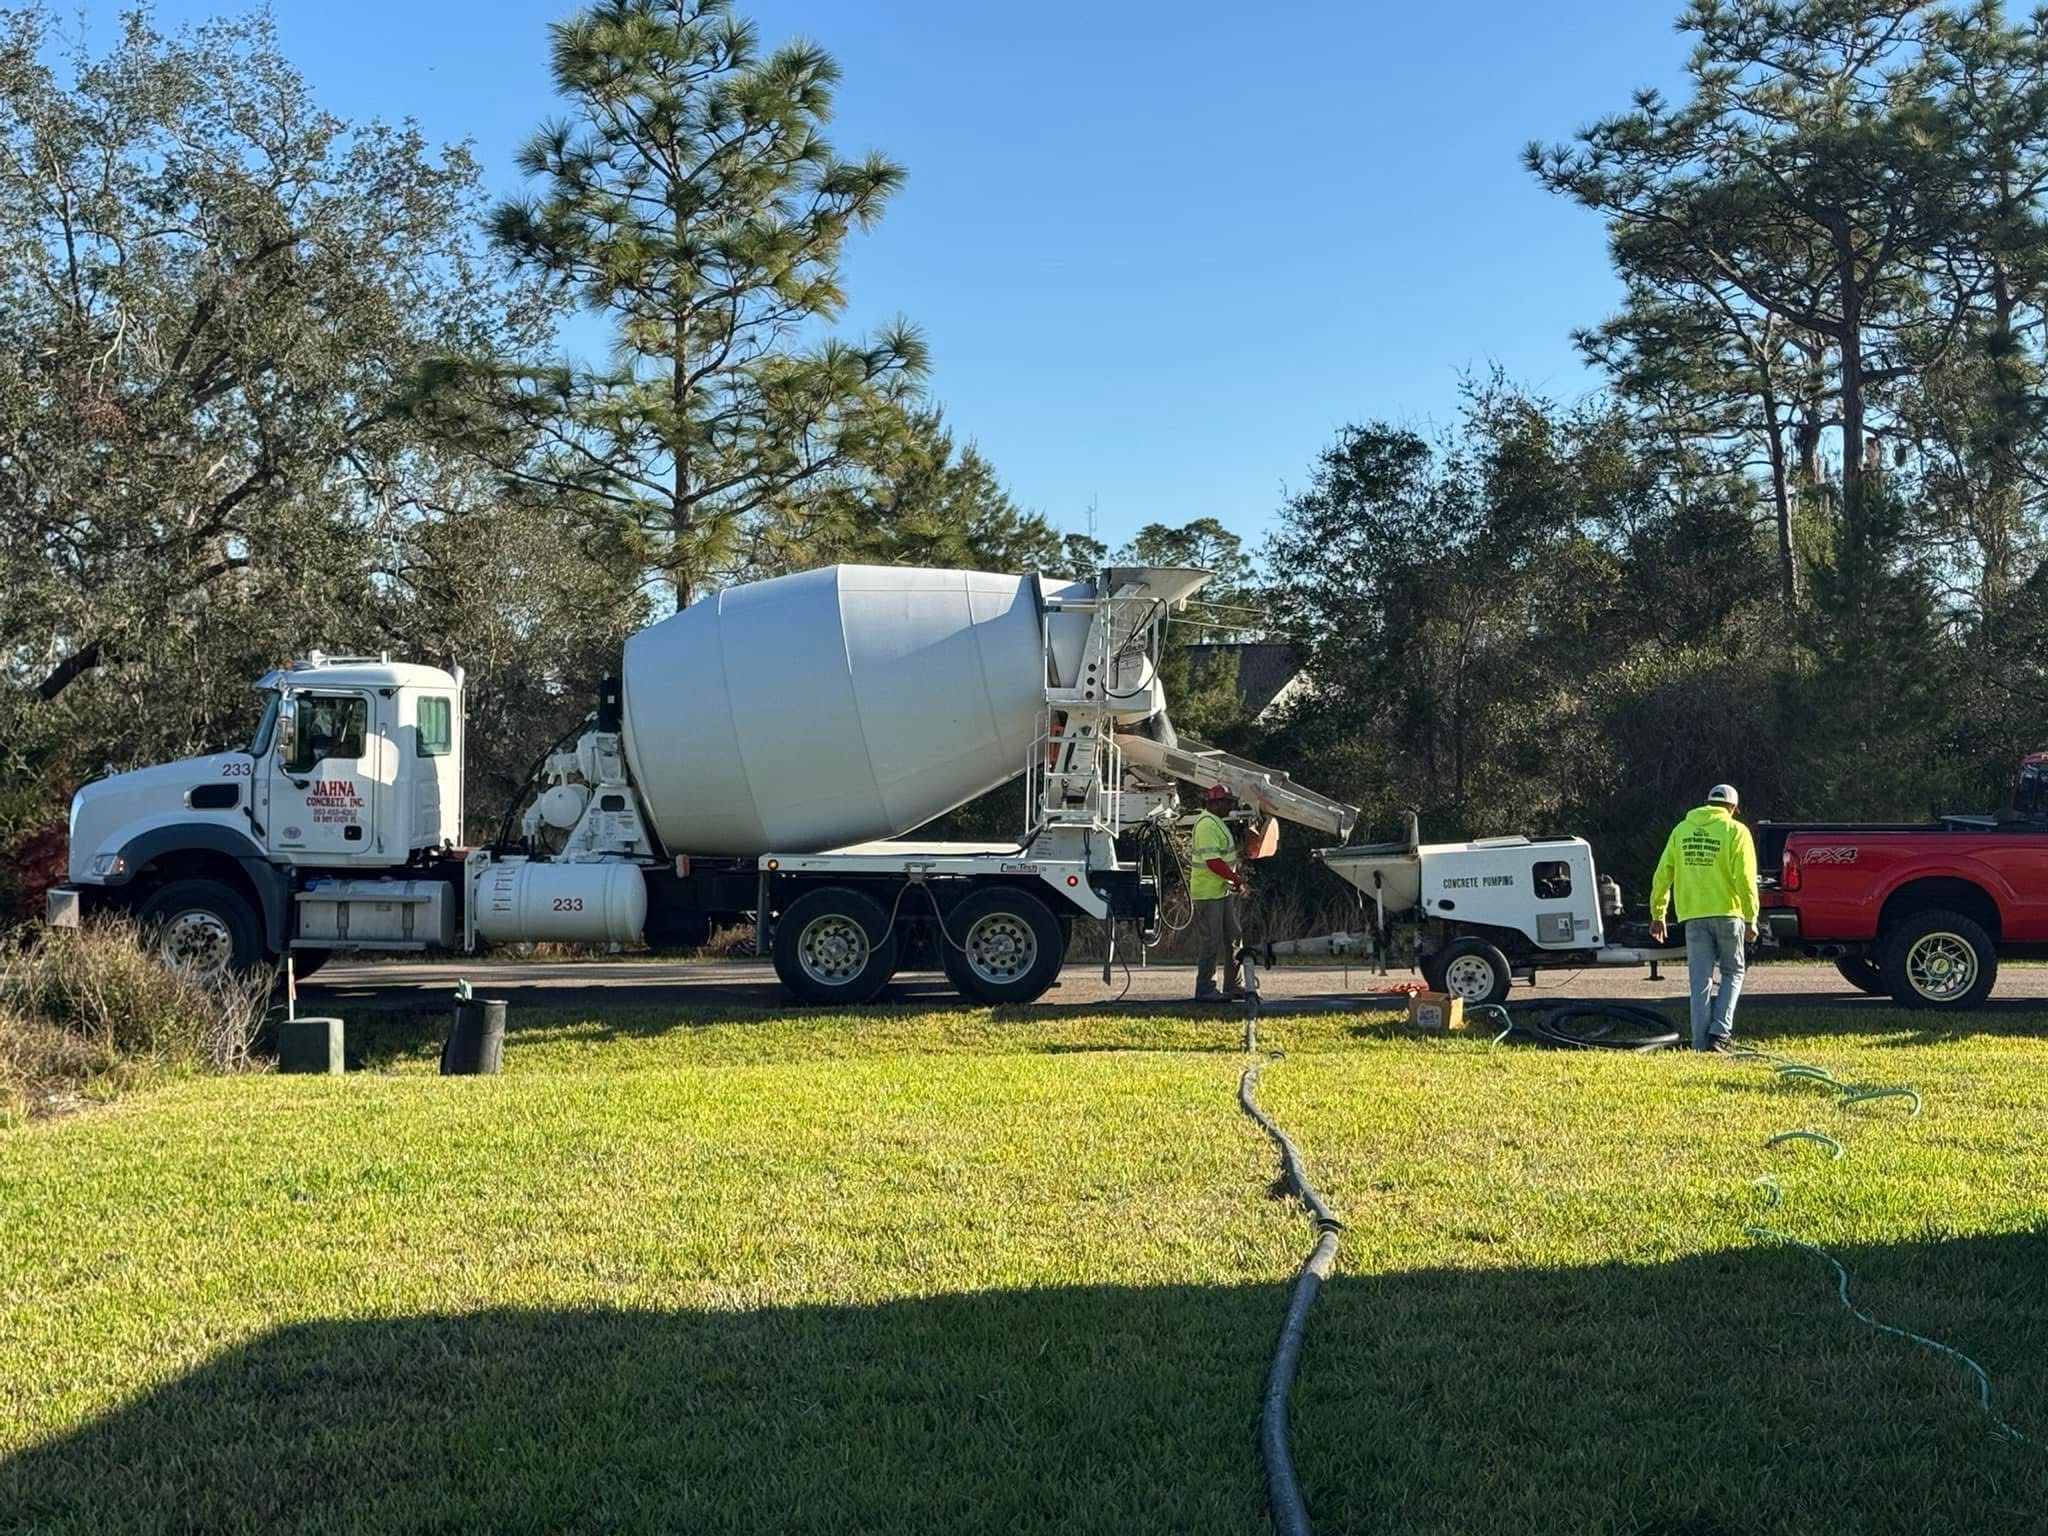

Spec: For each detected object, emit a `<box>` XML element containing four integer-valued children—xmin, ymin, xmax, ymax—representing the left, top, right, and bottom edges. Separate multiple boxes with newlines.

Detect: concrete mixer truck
<box><xmin>47</xmin><ymin>563</ymin><xmax>1357</xmax><ymax>1005</ymax></box>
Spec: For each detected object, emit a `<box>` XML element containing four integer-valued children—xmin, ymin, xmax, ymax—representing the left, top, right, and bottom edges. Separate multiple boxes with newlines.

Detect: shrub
<box><xmin>1</xmin><ymin>821</ymin><xmax>69</xmax><ymax>931</ymax></box>
<box><xmin>0</xmin><ymin>921</ymin><xmax>269</xmax><ymax>1122</ymax></box>
<box><xmin>0</xmin><ymin>1007</ymin><xmax>103</xmax><ymax>1125</ymax></box>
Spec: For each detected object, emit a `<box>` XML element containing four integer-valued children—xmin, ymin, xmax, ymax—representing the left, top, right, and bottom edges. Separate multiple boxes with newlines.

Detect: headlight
<box><xmin>90</xmin><ymin>853</ymin><xmax>126</xmax><ymax>878</ymax></box>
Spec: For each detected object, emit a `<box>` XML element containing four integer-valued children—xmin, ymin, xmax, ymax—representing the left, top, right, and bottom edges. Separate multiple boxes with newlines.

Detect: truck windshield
<box><xmin>248</xmin><ymin>692</ymin><xmax>281</xmax><ymax>757</ymax></box>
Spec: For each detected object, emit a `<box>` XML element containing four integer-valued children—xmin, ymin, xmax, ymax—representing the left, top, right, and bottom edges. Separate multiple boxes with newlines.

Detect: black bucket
<box><xmin>440</xmin><ymin>998</ymin><xmax>506</xmax><ymax>1076</ymax></box>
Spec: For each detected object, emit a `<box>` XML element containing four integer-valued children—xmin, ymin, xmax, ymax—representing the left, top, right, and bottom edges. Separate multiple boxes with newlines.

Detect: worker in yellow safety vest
<box><xmin>1191</xmin><ymin>783</ymin><xmax>1251</xmax><ymax>1002</ymax></box>
<box><xmin>1648</xmin><ymin>783</ymin><xmax>1761</xmax><ymax>1052</ymax></box>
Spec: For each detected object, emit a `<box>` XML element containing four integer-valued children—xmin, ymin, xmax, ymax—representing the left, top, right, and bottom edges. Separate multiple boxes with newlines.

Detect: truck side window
<box><xmin>1533</xmin><ymin>860</ymin><xmax>1572</xmax><ymax>900</ymax></box>
<box><xmin>286</xmin><ymin>695</ymin><xmax>367</xmax><ymax>774</ymax></box>
<box><xmin>417</xmin><ymin>696</ymin><xmax>452</xmax><ymax>757</ymax></box>
<box><xmin>2019</xmin><ymin>765</ymin><xmax>2044</xmax><ymax>818</ymax></box>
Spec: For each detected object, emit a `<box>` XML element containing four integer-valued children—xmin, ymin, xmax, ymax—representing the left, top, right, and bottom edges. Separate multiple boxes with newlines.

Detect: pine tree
<box><xmin>428</xmin><ymin>0</ymin><xmax>928</xmax><ymax>604</ymax></box>
<box><xmin>1528</xmin><ymin>0</ymin><xmax>1979</xmax><ymax>556</ymax></box>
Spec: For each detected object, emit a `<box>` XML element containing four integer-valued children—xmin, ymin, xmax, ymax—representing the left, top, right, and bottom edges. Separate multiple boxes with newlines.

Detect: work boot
<box><xmin>1705</xmin><ymin>1034</ymin><xmax>1735</xmax><ymax>1053</ymax></box>
<box><xmin>1194</xmin><ymin>986</ymin><xmax>1224</xmax><ymax>1004</ymax></box>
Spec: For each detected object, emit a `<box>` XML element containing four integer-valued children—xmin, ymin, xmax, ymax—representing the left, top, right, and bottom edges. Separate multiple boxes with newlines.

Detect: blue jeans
<box><xmin>1685</xmin><ymin>916</ymin><xmax>1746</xmax><ymax>1049</ymax></box>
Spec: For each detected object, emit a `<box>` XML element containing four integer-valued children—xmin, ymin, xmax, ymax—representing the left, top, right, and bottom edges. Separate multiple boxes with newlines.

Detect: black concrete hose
<box><xmin>1478</xmin><ymin>999</ymin><xmax>1682</xmax><ymax>1051</ymax></box>
<box><xmin>1240</xmin><ymin>1055</ymin><xmax>1344</xmax><ymax>1536</ymax></box>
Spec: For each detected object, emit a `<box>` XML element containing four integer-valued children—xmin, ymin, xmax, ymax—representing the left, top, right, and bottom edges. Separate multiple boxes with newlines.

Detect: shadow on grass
<box><xmin>4</xmin><ymin>1234</ymin><xmax>2042</xmax><ymax>1536</ymax></box>
<box><xmin>330</xmin><ymin>997</ymin><xmax>1275</xmax><ymax>1070</ymax></box>
<box><xmin>307</xmin><ymin>973</ymin><xmax>2048</xmax><ymax>1066</ymax></box>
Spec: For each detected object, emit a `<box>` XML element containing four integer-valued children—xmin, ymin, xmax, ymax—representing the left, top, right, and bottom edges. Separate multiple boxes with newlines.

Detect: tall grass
<box><xmin>0</xmin><ymin>921</ymin><xmax>269</xmax><ymax>1124</ymax></box>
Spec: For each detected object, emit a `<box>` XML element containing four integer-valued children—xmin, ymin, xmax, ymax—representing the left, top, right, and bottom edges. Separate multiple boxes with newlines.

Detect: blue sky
<box><xmin>80</xmin><ymin>0</ymin><xmax>1693</xmax><ymax>553</ymax></box>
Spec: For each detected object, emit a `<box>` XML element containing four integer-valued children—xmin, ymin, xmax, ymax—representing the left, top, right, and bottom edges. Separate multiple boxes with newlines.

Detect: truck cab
<box><xmin>54</xmin><ymin>654</ymin><xmax>465</xmax><ymax>976</ymax></box>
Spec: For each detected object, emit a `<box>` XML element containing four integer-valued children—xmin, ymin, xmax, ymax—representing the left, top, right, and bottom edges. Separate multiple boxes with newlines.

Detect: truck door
<box><xmin>269</xmin><ymin>690</ymin><xmax>376</xmax><ymax>859</ymax></box>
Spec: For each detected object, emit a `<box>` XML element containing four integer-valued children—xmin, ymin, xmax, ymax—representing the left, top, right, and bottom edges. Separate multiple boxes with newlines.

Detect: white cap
<box><xmin>1707</xmin><ymin>783</ymin><xmax>1739</xmax><ymax>807</ymax></box>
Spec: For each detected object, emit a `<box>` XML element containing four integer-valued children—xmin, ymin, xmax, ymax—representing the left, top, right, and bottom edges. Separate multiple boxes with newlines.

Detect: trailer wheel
<box><xmin>773</xmin><ymin>887</ymin><xmax>898</xmax><ymax>1006</ymax></box>
<box><xmin>1880</xmin><ymin>909</ymin><xmax>1997</xmax><ymax>1011</ymax></box>
<box><xmin>1425</xmin><ymin>937</ymin><xmax>1512</xmax><ymax>1007</ymax></box>
<box><xmin>940</xmin><ymin>887</ymin><xmax>1065</xmax><ymax>1005</ymax></box>
<box><xmin>1833</xmin><ymin>955</ymin><xmax>1886</xmax><ymax>996</ymax></box>
<box><xmin>135</xmin><ymin>879</ymin><xmax>263</xmax><ymax>983</ymax></box>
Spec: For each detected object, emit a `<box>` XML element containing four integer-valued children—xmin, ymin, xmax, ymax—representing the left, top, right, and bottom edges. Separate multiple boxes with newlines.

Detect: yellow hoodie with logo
<box><xmin>1649</xmin><ymin>804</ymin><xmax>1759</xmax><ymax>925</ymax></box>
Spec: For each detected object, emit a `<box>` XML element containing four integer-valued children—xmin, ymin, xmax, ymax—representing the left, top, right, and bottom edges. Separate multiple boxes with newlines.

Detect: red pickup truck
<box><xmin>1758</xmin><ymin>754</ymin><xmax>2048</xmax><ymax>1010</ymax></box>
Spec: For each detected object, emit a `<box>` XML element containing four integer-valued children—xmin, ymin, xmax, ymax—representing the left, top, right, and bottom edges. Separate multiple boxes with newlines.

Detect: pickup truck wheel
<box><xmin>135</xmin><ymin>879</ymin><xmax>263</xmax><ymax>983</ymax></box>
<box><xmin>940</xmin><ymin>888</ymin><xmax>1065</xmax><ymax>1005</ymax></box>
<box><xmin>1426</xmin><ymin>938</ymin><xmax>1512</xmax><ymax>1007</ymax></box>
<box><xmin>1833</xmin><ymin>956</ymin><xmax>1886</xmax><ymax>996</ymax></box>
<box><xmin>773</xmin><ymin>887</ymin><xmax>898</xmax><ymax>1006</ymax></box>
<box><xmin>1880</xmin><ymin>910</ymin><xmax>1997</xmax><ymax>1011</ymax></box>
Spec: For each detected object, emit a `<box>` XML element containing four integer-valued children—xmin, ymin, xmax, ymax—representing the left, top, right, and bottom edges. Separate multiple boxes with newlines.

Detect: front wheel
<box><xmin>1423</xmin><ymin>937</ymin><xmax>1512</xmax><ymax>1007</ymax></box>
<box><xmin>1833</xmin><ymin>955</ymin><xmax>1886</xmax><ymax>996</ymax></box>
<box><xmin>772</xmin><ymin>886</ymin><xmax>899</xmax><ymax>1006</ymax></box>
<box><xmin>940</xmin><ymin>887</ymin><xmax>1066</xmax><ymax>1005</ymax></box>
<box><xmin>135</xmin><ymin>879</ymin><xmax>263</xmax><ymax>984</ymax></box>
<box><xmin>1880</xmin><ymin>910</ymin><xmax>1997</xmax><ymax>1011</ymax></box>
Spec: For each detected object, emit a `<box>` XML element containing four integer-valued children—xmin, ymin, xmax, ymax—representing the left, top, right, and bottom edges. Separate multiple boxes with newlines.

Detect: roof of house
<box><xmin>1183</xmin><ymin>642</ymin><xmax>1304</xmax><ymax>721</ymax></box>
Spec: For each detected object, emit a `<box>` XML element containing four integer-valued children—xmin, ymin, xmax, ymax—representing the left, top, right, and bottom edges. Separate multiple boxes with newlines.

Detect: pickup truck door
<box><xmin>268</xmin><ymin>690</ymin><xmax>378</xmax><ymax>860</ymax></box>
<box><xmin>1980</xmin><ymin>840</ymin><xmax>2048</xmax><ymax>943</ymax></box>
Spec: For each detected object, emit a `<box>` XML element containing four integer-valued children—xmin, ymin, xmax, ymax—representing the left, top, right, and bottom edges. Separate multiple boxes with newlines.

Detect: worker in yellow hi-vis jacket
<box><xmin>1190</xmin><ymin>784</ymin><xmax>1249</xmax><ymax>1002</ymax></box>
<box><xmin>1649</xmin><ymin>783</ymin><xmax>1761</xmax><ymax>1052</ymax></box>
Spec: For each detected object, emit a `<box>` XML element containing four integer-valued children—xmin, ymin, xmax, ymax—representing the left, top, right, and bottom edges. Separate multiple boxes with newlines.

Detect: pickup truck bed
<box><xmin>1758</xmin><ymin>819</ymin><xmax>2048</xmax><ymax>1010</ymax></box>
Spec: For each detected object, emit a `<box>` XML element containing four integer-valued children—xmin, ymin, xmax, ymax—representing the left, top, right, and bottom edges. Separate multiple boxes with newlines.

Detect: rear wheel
<box><xmin>773</xmin><ymin>887</ymin><xmax>899</xmax><ymax>1006</ymax></box>
<box><xmin>1424</xmin><ymin>937</ymin><xmax>1512</xmax><ymax>1007</ymax></box>
<box><xmin>1880</xmin><ymin>910</ymin><xmax>1997</xmax><ymax>1011</ymax></box>
<box><xmin>1833</xmin><ymin>955</ymin><xmax>1886</xmax><ymax>996</ymax></box>
<box><xmin>940</xmin><ymin>887</ymin><xmax>1066</xmax><ymax>1005</ymax></box>
<box><xmin>135</xmin><ymin>879</ymin><xmax>263</xmax><ymax>984</ymax></box>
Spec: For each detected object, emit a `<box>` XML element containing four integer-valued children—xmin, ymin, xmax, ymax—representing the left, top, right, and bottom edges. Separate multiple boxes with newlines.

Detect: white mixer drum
<box><xmin>623</xmin><ymin>565</ymin><xmax>1075</xmax><ymax>856</ymax></box>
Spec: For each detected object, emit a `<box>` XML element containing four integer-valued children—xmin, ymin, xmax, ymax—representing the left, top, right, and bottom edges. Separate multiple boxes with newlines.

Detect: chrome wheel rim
<box><xmin>1906</xmin><ymin>932</ymin><xmax>1976</xmax><ymax>1002</ymax></box>
<box><xmin>1442</xmin><ymin>954</ymin><xmax>1498</xmax><ymax>1001</ymax></box>
<box><xmin>797</xmin><ymin>913</ymin><xmax>870</xmax><ymax>987</ymax></box>
<box><xmin>159</xmin><ymin>909</ymin><xmax>234</xmax><ymax>981</ymax></box>
<box><xmin>964</xmin><ymin>912</ymin><xmax>1037</xmax><ymax>986</ymax></box>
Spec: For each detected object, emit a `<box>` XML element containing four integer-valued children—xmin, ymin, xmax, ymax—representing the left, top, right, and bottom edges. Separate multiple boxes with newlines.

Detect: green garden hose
<box><xmin>1745</xmin><ymin>1179</ymin><xmax>2031</xmax><ymax>1445</ymax></box>
<box><xmin>1746</xmin><ymin>1053</ymin><xmax>2031</xmax><ymax>1446</ymax></box>
<box><xmin>1763</xmin><ymin>1129</ymin><xmax>1844</xmax><ymax>1159</ymax></box>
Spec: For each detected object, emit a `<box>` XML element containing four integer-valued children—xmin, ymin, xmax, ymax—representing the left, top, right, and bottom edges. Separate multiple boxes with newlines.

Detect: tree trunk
<box><xmin>671</xmin><ymin>240</ymin><xmax>692</xmax><ymax>609</ymax></box>
<box><xmin>1836</xmin><ymin>247</ymin><xmax>1868</xmax><ymax>538</ymax></box>
<box><xmin>36</xmin><ymin>639</ymin><xmax>103</xmax><ymax>701</ymax></box>
<box><xmin>1759</xmin><ymin>380</ymin><xmax>1798</xmax><ymax>611</ymax></box>
<box><xmin>1981</xmin><ymin>263</ymin><xmax>2021</xmax><ymax>621</ymax></box>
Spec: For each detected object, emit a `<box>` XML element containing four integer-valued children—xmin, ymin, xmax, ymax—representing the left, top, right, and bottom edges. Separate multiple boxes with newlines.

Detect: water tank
<box><xmin>623</xmin><ymin>565</ymin><xmax>1084</xmax><ymax>856</ymax></box>
<box><xmin>473</xmin><ymin>860</ymin><xmax>648</xmax><ymax>944</ymax></box>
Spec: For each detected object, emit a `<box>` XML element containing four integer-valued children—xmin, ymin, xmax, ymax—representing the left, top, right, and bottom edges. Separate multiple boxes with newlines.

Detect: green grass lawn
<box><xmin>1</xmin><ymin>995</ymin><xmax>2044</xmax><ymax>1535</ymax></box>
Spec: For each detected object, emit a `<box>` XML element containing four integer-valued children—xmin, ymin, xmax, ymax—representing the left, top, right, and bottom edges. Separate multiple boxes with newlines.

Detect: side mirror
<box><xmin>276</xmin><ymin>695</ymin><xmax>298</xmax><ymax>763</ymax></box>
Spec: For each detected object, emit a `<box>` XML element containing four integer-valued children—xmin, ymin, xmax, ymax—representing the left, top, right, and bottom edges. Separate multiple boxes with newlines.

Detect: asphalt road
<box><xmin>302</xmin><ymin>955</ymin><xmax>2048</xmax><ymax>1016</ymax></box>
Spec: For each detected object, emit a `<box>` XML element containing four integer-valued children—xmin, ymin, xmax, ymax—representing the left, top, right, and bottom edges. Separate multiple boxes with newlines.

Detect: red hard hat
<box><xmin>1205</xmin><ymin>783</ymin><xmax>1231</xmax><ymax>802</ymax></box>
